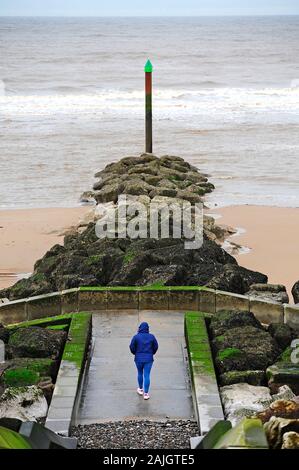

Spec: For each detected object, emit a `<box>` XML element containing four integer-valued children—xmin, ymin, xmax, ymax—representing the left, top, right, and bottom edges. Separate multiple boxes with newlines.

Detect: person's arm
<box><xmin>152</xmin><ymin>335</ymin><xmax>158</xmax><ymax>355</ymax></box>
<box><xmin>129</xmin><ymin>335</ymin><xmax>137</xmax><ymax>355</ymax></box>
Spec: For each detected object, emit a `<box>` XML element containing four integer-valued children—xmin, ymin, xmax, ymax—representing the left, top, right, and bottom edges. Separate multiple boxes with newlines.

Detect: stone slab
<box><xmin>45</xmin><ymin>419</ymin><xmax>71</xmax><ymax>436</ymax></box>
<box><xmin>284</xmin><ymin>304</ymin><xmax>299</xmax><ymax>332</ymax></box>
<box><xmin>216</xmin><ymin>291</ymin><xmax>250</xmax><ymax>312</ymax></box>
<box><xmin>0</xmin><ymin>299</ymin><xmax>27</xmax><ymax>325</ymax></box>
<box><xmin>61</xmin><ymin>289</ymin><xmax>78</xmax><ymax>314</ymax></box>
<box><xmin>199</xmin><ymin>289</ymin><xmax>216</xmax><ymax>314</ymax></box>
<box><xmin>168</xmin><ymin>290</ymin><xmax>199</xmax><ymax>311</ymax></box>
<box><xmin>78</xmin><ymin>290</ymin><xmax>107</xmax><ymax>311</ymax></box>
<box><xmin>27</xmin><ymin>292</ymin><xmax>61</xmax><ymax>320</ymax></box>
<box><xmin>138</xmin><ymin>291</ymin><xmax>169</xmax><ymax>310</ymax></box>
<box><xmin>107</xmin><ymin>291</ymin><xmax>139</xmax><ymax>310</ymax></box>
<box><xmin>249</xmin><ymin>298</ymin><xmax>284</xmax><ymax>324</ymax></box>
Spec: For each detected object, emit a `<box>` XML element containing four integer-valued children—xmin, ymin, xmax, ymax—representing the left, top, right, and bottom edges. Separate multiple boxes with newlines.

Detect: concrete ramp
<box><xmin>77</xmin><ymin>310</ymin><xmax>194</xmax><ymax>424</ymax></box>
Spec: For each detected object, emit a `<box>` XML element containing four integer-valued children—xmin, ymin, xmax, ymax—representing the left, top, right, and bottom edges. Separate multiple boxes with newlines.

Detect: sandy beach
<box><xmin>1</xmin><ymin>203</ymin><xmax>298</xmax><ymax>302</ymax></box>
<box><xmin>0</xmin><ymin>206</ymin><xmax>90</xmax><ymax>290</ymax></box>
<box><xmin>211</xmin><ymin>205</ymin><xmax>299</xmax><ymax>301</ymax></box>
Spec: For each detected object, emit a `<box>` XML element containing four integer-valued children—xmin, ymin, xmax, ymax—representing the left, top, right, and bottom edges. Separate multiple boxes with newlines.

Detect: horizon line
<box><xmin>1</xmin><ymin>14</ymin><xmax>299</xmax><ymax>18</ymax></box>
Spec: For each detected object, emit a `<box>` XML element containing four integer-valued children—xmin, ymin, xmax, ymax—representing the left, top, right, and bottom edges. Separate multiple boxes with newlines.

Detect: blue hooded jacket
<box><xmin>129</xmin><ymin>322</ymin><xmax>158</xmax><ymax>363</ymax></box>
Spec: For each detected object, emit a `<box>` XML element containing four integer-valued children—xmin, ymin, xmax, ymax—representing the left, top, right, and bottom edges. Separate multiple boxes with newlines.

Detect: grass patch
<box><xmin>217</xmin><ymin>348</ymin><xmax>243</xmax><ymax>361</ymax></box>
<box><xmin>3</xmin><ymin>368</ymin><xmax>40</xmax><ymax>387</ymax></box>
<box><xmin>8</xmin><ymin>313</ymin><xmax>73</xmax><ymax>329</ymax></box>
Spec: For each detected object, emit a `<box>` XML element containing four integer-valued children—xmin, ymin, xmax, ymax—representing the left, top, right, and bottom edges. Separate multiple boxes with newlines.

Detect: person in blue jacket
<box><xmin>129</xmin><ymin>322</ymin><xmax>158</xmax><ymax>400</ymax></box>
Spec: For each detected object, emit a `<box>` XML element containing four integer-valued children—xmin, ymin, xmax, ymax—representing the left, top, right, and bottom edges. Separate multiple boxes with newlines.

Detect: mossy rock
<box><xmin>9</xmin><ymin>327</ymin><xmax>66</xmax><ymax>359</ymax></box>
<box><xmin>3</xmin><ymin>368</ymin><xmax>40</xmax><ymax>387</ymax></box>
<box><xmin>210</xmin><ymin>309</ymin><xmax>263</xmax><ymax>337</ymax></box>
<box><xmin>212</xmin><ymin>326</ymin><xmax>280</xmax><ymax>373</ymax></box>
<box><xmin>268</xmin><ymin>323</ymin><xmax>294</xmax><ymax>351</ymax></box>
<box><xmin>2</xmin><ymin>358</ymin><xmax>56</xmax><ymax>379</ymax></box>
<box><xmin>217</xmin><ymin>347</ymin><xmax>243</xmax><ymax>361</ymax></box>
<box><xmin>219</xmin><ymin>370</ymin><xmax>266</xmax><ymax>386</ymax></box>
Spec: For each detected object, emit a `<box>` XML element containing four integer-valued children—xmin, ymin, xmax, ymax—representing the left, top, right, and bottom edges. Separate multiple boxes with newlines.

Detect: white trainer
<box><xmin>143</xmin><ymin>393</ymin><xmax>150</xmax><ymax>400</ymax></box>
<box><xmin>137</xmin><ymin>388</ymin><xmax>144</xmax><ymax>396</ymax></box>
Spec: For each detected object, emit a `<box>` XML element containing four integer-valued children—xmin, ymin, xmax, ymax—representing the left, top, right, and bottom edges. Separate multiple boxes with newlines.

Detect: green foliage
<box><xmin>217</xmin><ymin>348</ymin><xmax>243</xmax><ymax>361</ymax></box>
<box><xmin>8</xmin><ymin>313</ymin><xmax>72</xmax><ymax>329</ymax></box>
<box><xmin>0</xmin><ymin>426</ymin><xmax>32</xmax><ymax>449</ymax></box>
<box><xmin>46</xmin><ymin>324</ymin><xmax>69</xmax><ymax>331</ymax></box>
<box><xmin>3</xmin><ymin>368</ymin><xmax>40</xmax><ymax>387</ymax></box>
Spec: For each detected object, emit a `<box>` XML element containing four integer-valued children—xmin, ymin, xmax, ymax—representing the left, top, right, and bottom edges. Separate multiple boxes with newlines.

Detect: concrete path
<box><xmin>77</xmin><ymin>310</ymin><xmax>194</xmax><ymax>424</ymax></box>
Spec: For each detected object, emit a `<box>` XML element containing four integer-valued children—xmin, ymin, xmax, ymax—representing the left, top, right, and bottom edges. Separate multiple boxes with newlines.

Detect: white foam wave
<box><xmin>1</xmin><ymin>86</ymin><xmax>299</xmax><ymax>117</ymax></box>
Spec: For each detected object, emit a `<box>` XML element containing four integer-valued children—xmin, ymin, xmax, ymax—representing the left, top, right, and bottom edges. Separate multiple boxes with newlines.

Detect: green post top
<box><xmin>144</xmin><ymin>59</ymin><xmax>153</xmax><ymax>73</ymax></box>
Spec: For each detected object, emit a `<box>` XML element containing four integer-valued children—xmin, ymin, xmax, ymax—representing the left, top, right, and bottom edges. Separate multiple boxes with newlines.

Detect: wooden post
<box><xmin>145</xmin><ymin>59</ymin><xmax>153</xmax><ymax>153</ymax></box>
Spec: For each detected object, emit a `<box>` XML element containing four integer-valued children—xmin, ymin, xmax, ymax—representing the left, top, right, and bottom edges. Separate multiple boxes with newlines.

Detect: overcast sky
<box><xmin>1</xmin><ymin>0</ymin><xmax>299</xmax><ymax>17</ymax></box>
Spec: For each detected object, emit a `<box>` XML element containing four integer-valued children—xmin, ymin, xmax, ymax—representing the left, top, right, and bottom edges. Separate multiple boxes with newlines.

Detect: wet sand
<box><xmin>1</xmin><ymin>204</ymin><xmax>298</xmax><ymax>303</ymax></box>
<box><xmin>0</xmin><ymin>206</ymin><xmax>90</xmax><ymax>290</ymax></box>
<box><xmin>210</xmin><ymin>205</ymin><xmax>299</xmax><ymax>301</ymax></box>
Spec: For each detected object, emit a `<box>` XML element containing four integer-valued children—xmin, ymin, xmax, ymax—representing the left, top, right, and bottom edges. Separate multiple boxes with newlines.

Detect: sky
<box><xmin>0</xmin><ymin>0</ymin><xmax>299</xmax><ymax>17</ymax></box>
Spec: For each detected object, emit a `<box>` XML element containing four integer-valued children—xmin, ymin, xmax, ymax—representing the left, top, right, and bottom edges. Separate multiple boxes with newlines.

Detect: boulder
<box><xmin>1</xmin><ymin>357</ymin><xmax>58</xmax><ymax>381</ymax></box>
<box><xmin>160</xmin><ymin>155</ymin><xmax>185</xmax><ymax>164</ymax></box>
<box><xmin>93</xmin><ymin>174</ymin><xmax>121</xmax><ymax>190</ymax></box>
<box><xmin>292</xmin><ymin>281</ymin><xmax>299</xmax><ymax>304</ymax></box>
<box><xmin>8</xmin><ymin>327</ymin><xmax>66</xmax><ymax>359</ymax></box>
<box><xmin>1</xmin><ymin>273</ymin><xmax>54</xmax><ymax>301</ymax></box>
<box><xmin>185</xmin><ymin>171</ymin><xmax>207</xmax><ymax>184</ymax></box>
<box><xmin>79</xmin><ymin>191</ymin><xmax>97</xmax><ymax>203</ymax></box>
<box><xmin>256</xmin><ymin>399</ymin><xmax>299</xmax><ymax>424</ymax></box>
<box><xmin>149</xmin><ymin>188</ymin><xmax>178</xmax><ymax>198</ymax></box>
<box><xmin>272</xmin><ymin>385</ymin><xmax>297</xmax><ymax>401</ymax></box>
<box><xmin>0</xmin><ymin>154</ymin><xmax>270</xmax><ymax>301</ymax></box>
<box><xmin>209</xmin><ymin>310</ymin><xmax>263</xmax><ymax>337</ymax></box>
<box><xmin>245</xmin><ymin>283</ymin><xmax>289</xmax><ymax>304</ymax></box>
<box><xmin>213</xmin><ymin>325</ymin><xmax>280</xmax><ymax>373</ymax></box>
<box><xmin>123</xmin><ymin>180</ymin><xmax>155</xmax><ymax>197</ymax></box>
<box><xmin>206</xmin><ymin>263</ymin><xmax>268</xmax><ymax>294</ymax></box>
<box><xmin>219</xmin><ymin>370</ymin><xmax>266</xmax><ymax>387</ymax></box>
<box><xmin>220</xmin><ymin>383</ymin><xmax>273</xmax><ymax>425</ymax></box>
<box><xmin>266</xmin><ymin>346</ymin><xmax>299</xmax><ymax>395</ymax></box>
<box><xmin>268</xmin><ymin>323</ymin><xmax>294</xmax><ymax>351</ymax></box>
<box><xmin>282</xmin><ymin>431</ymin><xmax>299</xmax><ymax>449</ymax></box>
<box><xmin>264</xmin><ymin>416</ymin><xmax>299</xmax><ymax>449</ymax></box>
<box><xmin>94</xmin><ymin>182</ymin><xmax>122</xmax><ymax>203</ymax></box>
<box><xmin>128</xmin><ymin>165</ymin><xmax>158</xmax><ymax>176</ymax></box>
<box><xmin>0</xmin><ymin>386</ymin><xmax>48</xmax><ymax>421</ymax></box>
<box><xmin>175</xmin><ymin>190</ymin><xmax>202</xmax><ymax>204</ymax></box>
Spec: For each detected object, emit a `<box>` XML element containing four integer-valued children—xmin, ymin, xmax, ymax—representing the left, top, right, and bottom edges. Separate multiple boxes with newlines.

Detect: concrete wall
<box><xmin>1</xmin><ymin>287</ymin><xmax>298</xmax><ymax>330</ymax></box>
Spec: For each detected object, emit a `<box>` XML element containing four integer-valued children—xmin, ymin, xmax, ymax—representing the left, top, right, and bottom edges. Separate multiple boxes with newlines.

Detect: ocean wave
<box><xmin>1</xmin><ymin>85</ymin><xmax>299</xmax><ymax>117</ymax></box>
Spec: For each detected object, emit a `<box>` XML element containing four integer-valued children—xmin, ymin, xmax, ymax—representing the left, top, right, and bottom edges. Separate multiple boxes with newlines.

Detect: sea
<box><xmin>0</xmin><ymin>16</ymin><xmax>299</xmax><ymax>209</ymax></box>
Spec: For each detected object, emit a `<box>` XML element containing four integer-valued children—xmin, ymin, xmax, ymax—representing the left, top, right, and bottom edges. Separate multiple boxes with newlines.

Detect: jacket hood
<box><xmin>138</xmin><ymin>322</ymin><xmax>149</xmax><ymax>333</ymax></box>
